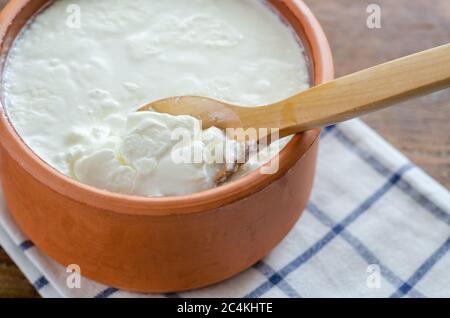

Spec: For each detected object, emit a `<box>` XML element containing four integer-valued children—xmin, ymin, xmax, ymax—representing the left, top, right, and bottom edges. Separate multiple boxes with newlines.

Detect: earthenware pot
<box><xmin>0</xmin><ymin>0</ymin><xmax>333</xmax><ymax>292</ymax></box>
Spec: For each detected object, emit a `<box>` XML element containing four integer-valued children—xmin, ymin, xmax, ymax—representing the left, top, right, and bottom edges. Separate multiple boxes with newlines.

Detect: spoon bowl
<box><xmin>140</xmin><ymin>96</ymin><xmax>245</xmax><ymax>130</ymax></box>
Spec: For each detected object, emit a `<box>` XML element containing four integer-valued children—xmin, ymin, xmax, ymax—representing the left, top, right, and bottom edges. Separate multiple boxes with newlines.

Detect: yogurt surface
<box><xmin>3</xmin><ymin>0</ymin><xmax>310</xmax><ymax>196</ymax></box>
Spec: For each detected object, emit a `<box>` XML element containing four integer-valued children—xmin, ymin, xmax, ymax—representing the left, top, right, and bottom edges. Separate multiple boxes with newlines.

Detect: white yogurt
<box><xmin>3</xmin><ymin>0</ymin><xmax>310</xmax><ymax>197</ymax></box>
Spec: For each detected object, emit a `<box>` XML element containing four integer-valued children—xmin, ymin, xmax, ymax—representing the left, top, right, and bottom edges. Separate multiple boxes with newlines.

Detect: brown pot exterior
<box><xmin>0</xmin><ymin>0</ymin><xmax>333</xmax><ymax>293</ymax></box>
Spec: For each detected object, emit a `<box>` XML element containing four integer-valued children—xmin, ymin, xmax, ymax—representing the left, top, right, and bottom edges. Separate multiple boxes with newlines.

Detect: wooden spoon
<box><xmin>140</xmin><ymin>44</ymin><xmax>450</xmax><ymax>139</ymax></box>
<box><xmin>140</xmin><ymin>44</ymin><xmax>450</xmax><ymax>183</ymax></box>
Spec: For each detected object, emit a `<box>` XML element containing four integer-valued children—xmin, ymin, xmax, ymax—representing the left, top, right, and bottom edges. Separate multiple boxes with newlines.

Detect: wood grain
<box><xmin>304</xmin><ymin>0</ymin><xmax>450</xmax><ymax>189</ymax></box>
<box><xmin>0</xmin><ymin>247</ymin><xmax>38</xmax><ymax>297</ymax></box>
<box><xmin>0</xmin><ymin>0</ymin><xmax>449</xmax><ymax>298</ymax></box>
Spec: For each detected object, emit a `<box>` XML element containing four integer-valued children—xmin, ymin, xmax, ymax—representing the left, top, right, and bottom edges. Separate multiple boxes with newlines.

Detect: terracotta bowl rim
<box><xmin>0</xmin><ymin>0</ymin><xmax>334</xmax><ymax>216</ymax></box>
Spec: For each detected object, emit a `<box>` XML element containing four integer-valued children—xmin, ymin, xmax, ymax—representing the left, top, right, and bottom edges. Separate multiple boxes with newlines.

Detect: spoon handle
<box><xmin>258</xmin><ymin>44</ymin><xmax>450</xmax><ymax>137</ymax></box>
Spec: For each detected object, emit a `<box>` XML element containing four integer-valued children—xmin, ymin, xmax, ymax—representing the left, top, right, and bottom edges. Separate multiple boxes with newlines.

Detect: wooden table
<box><xmin>306</xmin><ymin>0</ymin><xmax>450</xmax><ymax>189</ymax></box>
<box><xmin>0</xmin><ymin>0</ymin><xmax>449</xmax><ymax>298</ymax></box>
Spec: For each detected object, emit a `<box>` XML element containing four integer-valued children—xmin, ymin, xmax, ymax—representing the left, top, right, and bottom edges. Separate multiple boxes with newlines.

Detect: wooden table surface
<box><xmin>0</xmin><ymin>0</ymin><xmax>449</xmax><ymax>298</ymax></box>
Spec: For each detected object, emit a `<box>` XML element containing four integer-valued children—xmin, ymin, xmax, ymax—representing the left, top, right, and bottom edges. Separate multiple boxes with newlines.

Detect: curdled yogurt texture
<box><xmin>3</xmin><ymin>0</ymin><xmax>310</xmax><ymax>197</ymax></box>
<box><xmin>73</xmin><ymin>111</ymin><xmax>242</xmax><ymax>196</ymax></box>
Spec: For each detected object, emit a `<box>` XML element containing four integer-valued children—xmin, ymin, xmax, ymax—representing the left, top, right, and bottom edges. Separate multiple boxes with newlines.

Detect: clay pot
<box><xmin>0</xmin><ymin>0</ymin><xmax>333</xmax><ymax>292</ymax></box>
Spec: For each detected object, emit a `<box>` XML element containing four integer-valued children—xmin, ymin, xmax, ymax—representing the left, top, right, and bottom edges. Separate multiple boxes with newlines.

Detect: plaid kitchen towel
<box><xmin>1</xmin><ymin>119</ymin><xmax>449</xmax><ymax>298</ymax></box>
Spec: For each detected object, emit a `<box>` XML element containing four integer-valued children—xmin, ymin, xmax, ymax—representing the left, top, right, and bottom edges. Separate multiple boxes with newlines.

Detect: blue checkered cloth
<box><xmin>1</xmin><ymin>119</ymin><xmax>449</xmax><ymax>298</ymax></box>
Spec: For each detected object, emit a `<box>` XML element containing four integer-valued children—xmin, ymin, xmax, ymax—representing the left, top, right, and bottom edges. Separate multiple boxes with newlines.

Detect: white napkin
<box><xmin>1</xmin><ymin>119</ymin><xmax>449</xmax><ymax>298</ymax></box>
